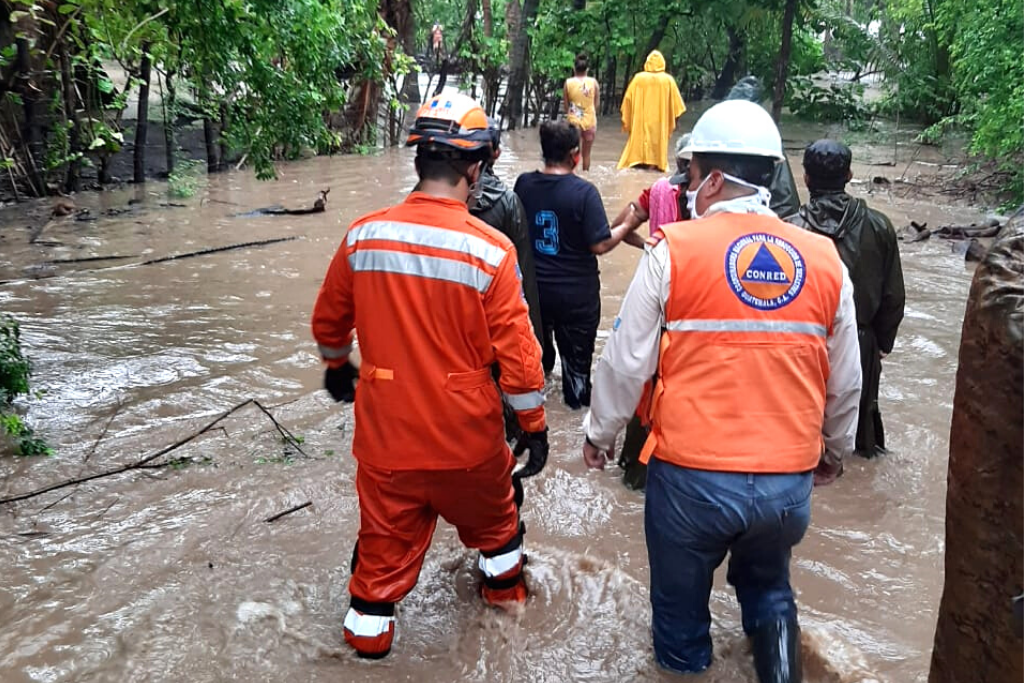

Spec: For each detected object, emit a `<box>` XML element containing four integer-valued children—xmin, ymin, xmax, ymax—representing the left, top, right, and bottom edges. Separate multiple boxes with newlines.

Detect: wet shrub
<box><xmin>787</xmin><ymin>76</ymin><xmax>870</xmax><ymax>123</ymax></box>
<box><xmin>0</xmin><ymin>315</ymin><xmax>52</xmax><ymax>457</ymax></box>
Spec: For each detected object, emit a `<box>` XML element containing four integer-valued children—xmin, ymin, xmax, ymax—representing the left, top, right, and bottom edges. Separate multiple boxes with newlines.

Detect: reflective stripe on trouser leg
<box><xmin>479</xmin><ymin>525</ymin><xmax>527</xmax><ymax>605</ymax></box>
<box><xmin>343</xmin><ymin>597</ymin><xmax>396</xmax><ymax>659</ymax></box>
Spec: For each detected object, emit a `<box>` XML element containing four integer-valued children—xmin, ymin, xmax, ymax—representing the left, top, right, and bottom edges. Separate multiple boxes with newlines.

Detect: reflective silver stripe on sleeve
<box><xmin>665</xmin><ymin>319</ymin><xmax>828</xmax><ymax>337</ymax></box>
<box><xmin>343</xmin><ymin>608</ymin><xmax>394</xmax><ymax>637</ymax></box>
<box><xmin>349</xmin><ymin>249</ymin><xmax>494</xmax><ymax>293</ymax></box>
<box><xmin>318</xmin><ymin>343</ymin><xmax>352</xmax><ymax>359</ymax></box>
<box><xmin>347</xmin><ymin>220</ymin><xmax>506</xmax><ymax>268</ymax></box>
<box><xmin>504</xmin><ymin>390</ymin><xmax>545</xmax><ymax>410</ymax></box>
<box><xmin>478</xmin><ymin>545</ymin><xmax>523</xmax><ymax>578</ymax></box>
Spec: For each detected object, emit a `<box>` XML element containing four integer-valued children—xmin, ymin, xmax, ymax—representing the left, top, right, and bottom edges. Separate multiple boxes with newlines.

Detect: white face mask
<box><xmin>686</xmin><ymin>171</ymin><xmax>772</xmax><ymax>219</ymax></box>
<box><xmin>685</xmin><ymin>173</ymin><xmax>711</xmax><ymax>219</ymax></box>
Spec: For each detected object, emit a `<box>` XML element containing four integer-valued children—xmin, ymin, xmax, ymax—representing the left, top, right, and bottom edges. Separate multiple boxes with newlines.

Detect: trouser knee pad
<box><xmin>343</xmin><ymin>597</ymin><xmax>396</xmax><ymax>659</ymax></box>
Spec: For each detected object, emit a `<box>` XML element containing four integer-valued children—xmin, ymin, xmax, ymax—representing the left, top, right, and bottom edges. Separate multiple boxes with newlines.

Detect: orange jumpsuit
<box><xmin>312</xmin><ymin>191</ymin><xmax>545</xmax><ymax>655</ymax></box>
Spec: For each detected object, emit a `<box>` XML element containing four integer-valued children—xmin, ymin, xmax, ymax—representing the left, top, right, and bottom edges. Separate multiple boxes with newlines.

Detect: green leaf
<box><xmin>58</xmin><ymin>4</ymin><xmax>79</xmax><ymax>14</ymax></box>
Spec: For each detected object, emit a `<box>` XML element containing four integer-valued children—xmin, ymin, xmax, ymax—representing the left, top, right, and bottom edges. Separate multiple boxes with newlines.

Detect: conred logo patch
<box><xmin>725</xmin><ymin>233</ymin><xmax>805</xmax><ymax>310</ymax></box>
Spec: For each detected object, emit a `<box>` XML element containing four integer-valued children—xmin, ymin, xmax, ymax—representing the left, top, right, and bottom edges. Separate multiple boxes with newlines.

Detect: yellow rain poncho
<box><xmin>617</xmin><ymin>51</ymin><xmax>686</xmax><ymax>172</ymax></box>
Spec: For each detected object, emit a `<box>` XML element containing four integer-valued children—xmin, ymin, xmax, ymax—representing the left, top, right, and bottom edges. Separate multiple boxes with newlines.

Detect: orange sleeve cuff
<box><xmin>516</xmin><ymin>407</ymin><xmax>546</xmax><ymax>433</ymax></box>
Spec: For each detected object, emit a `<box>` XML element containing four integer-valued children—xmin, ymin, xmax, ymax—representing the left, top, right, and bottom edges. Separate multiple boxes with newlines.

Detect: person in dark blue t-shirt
<box><xmin>514</xmin><ymin>120</ymin><xmax>638</xmax><ymax>409</ymax></box>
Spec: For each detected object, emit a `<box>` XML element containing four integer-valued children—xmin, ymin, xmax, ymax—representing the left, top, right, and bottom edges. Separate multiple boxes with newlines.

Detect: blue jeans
<box><xmin>644</xmin><ymin>457</ymin><xmax>813</xmax><ymax>674</ymax></box>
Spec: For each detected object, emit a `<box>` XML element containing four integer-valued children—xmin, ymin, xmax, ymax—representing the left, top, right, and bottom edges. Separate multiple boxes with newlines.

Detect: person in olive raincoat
<box><xmin>470</xmin><ymin>121</ymin><xmax>543</xmax><ymax>346</ymax></box>
<box><xmin>725</xmin><ymin>76</ymin><xmax>801</xmax><ymax>219</ymax></box>
<box><xmin>788</xmin><ymin>139</ymin><xmax>905</xmax><ymax>458</ymax></box>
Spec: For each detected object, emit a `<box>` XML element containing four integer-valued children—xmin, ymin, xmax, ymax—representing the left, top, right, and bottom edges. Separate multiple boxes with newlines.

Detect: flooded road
<box><xmin>0</xmin><ymin>108</ymin><xmax>992</xmax><ymax>683</ymax></box>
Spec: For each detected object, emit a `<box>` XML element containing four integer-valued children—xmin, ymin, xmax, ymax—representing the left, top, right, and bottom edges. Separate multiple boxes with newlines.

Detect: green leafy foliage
<box><xmin>787</xmin><ymin>76</ymin><xmax>869</xmax><ymax>122</ymax></box>
<box><xmin>0</xmin><ymin>315</ymin><xmax>52</xmax><ymax>457</ymax></box>
<box><xmin>0</xmin><ymin>315</ymin><xmax>31</xmax><ymax>404</ymax></box>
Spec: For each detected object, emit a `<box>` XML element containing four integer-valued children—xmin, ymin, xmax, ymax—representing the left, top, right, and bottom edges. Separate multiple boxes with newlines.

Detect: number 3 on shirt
<box><xmin>534</xmin><ymin>211</ymin><xmax>560</xmax><ymax>255</ymax></box>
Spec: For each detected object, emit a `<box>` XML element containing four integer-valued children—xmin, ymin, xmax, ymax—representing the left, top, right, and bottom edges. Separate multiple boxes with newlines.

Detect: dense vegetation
<box><xmin>0</xmin><ymin>314</ymin><xmax>50</xmax><ymax>456</ymax></box>
<box><xmin>0</xmin><ymin>0</ymin><xmax>1019</xmax><ymax>201</ymax></box>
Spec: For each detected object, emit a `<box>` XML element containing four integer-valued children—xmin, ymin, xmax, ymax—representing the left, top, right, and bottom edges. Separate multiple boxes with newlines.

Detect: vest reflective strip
<box><xmin>343</xmin><ymin>608</ymin><xmax>394</xmax><ymax>637</ymax></box>
<box><xmin>348</xmin><ymin>220</ymin><xmax>506</xmax><ymax>268</ymax></box>
<box><xmin>504</xmin><ymin>390</ymin><xmax>544</xmax><ymax>410</ymax></box>
<box><xmin>478</xmin><ymin>545</ymin><xmax>523</xmax><ymax>578</ymax></box>
<box><xmin>318</xmin><ymin>343</ymin><xmax>352</xmax><ymax>359</ymax></box>
<box><xmin>665</xmin><ymin>319</ymin><xmax>828</xmax><ymax>338</ymax></box>
<box><xmin>349</xmin><ymin>249</ymin><xmax>494</xmax><ymax>293</ymax></box>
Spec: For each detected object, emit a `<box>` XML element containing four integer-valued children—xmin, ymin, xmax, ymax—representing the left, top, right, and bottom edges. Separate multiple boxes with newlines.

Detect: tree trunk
<box><xmin>482</xmin><ymin>0</ymin><xmax>493</xmax><ymax>36</ymax></box>
<box><xmin>203</xmin><ymin>117</ymin><xmax>221</xmax><ymax>172</ymax></box>
<box><xmin>134</xmin><ymin>48</ymin><xmax>151</xmax><ymax>184</ymax></box>
<box><xmin>771</xmin><ymin>0</ymin><xmax>798</xmax><ymax>123</ymax></box>
<box><xmin>603</xmin><ymin>55</ymin><xmax>616</xmax><ymax>115</ymax></box>
<box><xmin>642</xmin><ymin>20</ymin><xmax>670</xmax><ymax>58</ymax></box>
<box><xmin>380</xmin><ymin>0</ymin><xmax>419</xmax><ymax>106</ymax></box>
<box><xmin>14</xmin><ymin>35</ymin><xmax>43</xmax><ymax>196</ymax></box>
<box><xmin>505</xmin><ymin>0</ymin><xmax>539</xmax><ymax>129</ymax></box>
<box><xmin>219</xmin><ymin>103</ymin><xmax>230</xmax><ymax>166</ymax></box>
<box><xmin>711</xmin><ymin>28</ymin><xmax>744</xmax><ymax>99</ymax></box>
<box><xmin>163</xmin><ymin>69</ymin><xmax>177</xmax><ymax>175</ymax></box>
<box><xmin>59</xmin><ymin>47</ymin><xmax>80</xmax><ymax>193</ymax></box>
<box><xmin>928</xmin><ymin>216</ymin><xmax>1024</xmax><ymax>683</ymax></box>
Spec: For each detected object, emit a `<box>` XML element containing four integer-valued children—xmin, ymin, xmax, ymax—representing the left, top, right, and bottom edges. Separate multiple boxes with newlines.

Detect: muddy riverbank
<box><xmin>0</xmin><ymin>108</ymin><xmax>995</xmax><ymax>682</ymax></box>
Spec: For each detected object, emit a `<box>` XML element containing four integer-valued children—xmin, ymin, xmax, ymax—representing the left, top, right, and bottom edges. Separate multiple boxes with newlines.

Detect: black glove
<box><xmin>502</xmin><ymin>398</ymin><xmax>523</xmax><ymax>444</ymax></box>
<box><xmin>512</xmin><ymin>428</ymin><xmax>549</xmax><ymax>480</ymax></box>
<box><xmin>324</xmin><ymin>362</ymin><xmax>357</xmax><ymax>403</ymax></box>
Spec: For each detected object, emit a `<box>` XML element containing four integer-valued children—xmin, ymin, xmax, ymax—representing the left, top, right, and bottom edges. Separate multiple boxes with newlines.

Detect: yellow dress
<box><xmin>565</xmin><ymin>76</ymin><xmax>598</xmax><ymax>131</ymax></box>
<box><xmin>617</xmin><ymin>51</ymin><xmax>686</xmax><ymax>172</ymax></box>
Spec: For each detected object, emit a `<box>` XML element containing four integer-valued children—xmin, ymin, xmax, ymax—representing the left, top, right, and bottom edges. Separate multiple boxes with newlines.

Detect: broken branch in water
<box><xmin>84</xmin><ymin>398</ymin><xmax>123</xmax><ymax>463</ymax></box>
<box><xmin>0</xmin><ymin>237</ymin><xmax>298</xmax><ymax>287</ymax></box>
<box><xmin>253</xmin><ymin>399</ymin><xmax>309</xmax><ymax>458</ymax></box>
<box><xmin>264</xmin><ymin>501</ymin><xmax>312</xmax><ymax>523</ymax></box>
<box><xmin>135</xmin><ymin>237</ymin><xmax>297</xmax><ymax>266</ymax></box>
<box><xmin>44</xmin><ymin>254</ymin><xmax>139</xmax><ymax>265</ymax></box>
<box><xmin>0</xmin><ymin>399</ymin><xmax>307</xmax><ymax>506</ymax></box>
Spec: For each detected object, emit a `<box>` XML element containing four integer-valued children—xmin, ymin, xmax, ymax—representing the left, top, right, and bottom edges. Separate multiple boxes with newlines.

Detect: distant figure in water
<box><xmin>430</xmin><ymin>22</ymin><xmax>443</xmax><ymax>60</ymax></box>
<box><xmin>617</xmin><ymin>50</ymin><xmax>685</xmax><ymax>172</ymax></box>
<box><xmin>788</xmin><ymin>140</ymin><xmax>905</xmax><ymax>458</ymax></box>
<box><xmin>563</xmin><ymin>53</ymin><xmax>599</xmax><ymax>171</ymax></box>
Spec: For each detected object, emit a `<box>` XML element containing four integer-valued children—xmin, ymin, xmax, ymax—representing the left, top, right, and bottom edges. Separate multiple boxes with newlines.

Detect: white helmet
<box><xmin>681</xmin><ymin>100</ymin><xmax>784</xmax><ymax>160</ymax></box>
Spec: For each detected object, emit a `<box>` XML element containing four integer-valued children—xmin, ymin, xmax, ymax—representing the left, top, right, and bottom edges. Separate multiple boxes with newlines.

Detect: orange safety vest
<box><xmin>642</xmin><ymin>211</ymin><xmax>843</xmax><ymax>473</ymax></box>
<box><xmin>311</xmin><ymin>192</ymin><xmax>545</xmax><ymax>471</ymax></box>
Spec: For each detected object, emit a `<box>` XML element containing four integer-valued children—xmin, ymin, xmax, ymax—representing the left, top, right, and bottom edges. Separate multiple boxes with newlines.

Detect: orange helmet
<box><xmin>406</xmin><ymin>93</ymin><xmax>492</xmax><ymax>155</ymax></box>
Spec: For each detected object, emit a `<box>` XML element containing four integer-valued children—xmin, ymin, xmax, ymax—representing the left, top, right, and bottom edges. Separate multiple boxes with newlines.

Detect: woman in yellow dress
<box><xmin>563</xmin><ymin>53</ymin><xmax>600</xmax><ymax>171</ymax></box>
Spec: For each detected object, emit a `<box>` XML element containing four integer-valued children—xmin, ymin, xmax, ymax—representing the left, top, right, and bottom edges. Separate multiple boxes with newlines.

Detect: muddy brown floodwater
<box><xmin>0</xmin><ymin>106</ymin><xmax>994</xmax><ymax>683</ymax></box>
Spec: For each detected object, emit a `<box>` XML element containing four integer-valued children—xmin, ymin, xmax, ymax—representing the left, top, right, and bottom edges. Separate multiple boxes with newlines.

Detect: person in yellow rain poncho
<box><xmin>617</xmin><ymin>50</ymin><xmax>685</xmax><ymax>172</ymax></box>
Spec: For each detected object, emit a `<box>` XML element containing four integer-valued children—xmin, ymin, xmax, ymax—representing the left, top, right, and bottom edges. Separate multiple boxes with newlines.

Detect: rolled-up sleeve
<box><xmin>583</xmin><ymin>241</ymin><xmax>669</xmax><ymax>450</ymax></box>
<box><xmin>823</xmin><ymin>265</ymin><xmax>862</xmax><ymax>461</ymax></box>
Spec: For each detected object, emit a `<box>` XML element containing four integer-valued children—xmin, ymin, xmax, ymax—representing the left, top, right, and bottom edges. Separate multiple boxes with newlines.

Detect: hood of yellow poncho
<box><xmin>644</xmin><ymin>50</ymin><xmax>666</xmax><ymax>73</ymax></box>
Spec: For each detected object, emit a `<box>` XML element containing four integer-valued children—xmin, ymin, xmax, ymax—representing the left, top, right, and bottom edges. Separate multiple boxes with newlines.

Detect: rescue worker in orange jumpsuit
<box><xmin>311</xmin><ymin>93</ymin><xmax>548</xmax><ymax>660</ymax></box>
<box><xmin>583</xmin><ymin>100</ymin><xmax>862</xmax><ymax>682</ymax></box>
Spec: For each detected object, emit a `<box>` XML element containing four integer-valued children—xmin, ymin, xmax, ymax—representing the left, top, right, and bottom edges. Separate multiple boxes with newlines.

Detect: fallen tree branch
<box><xmin>264</xmin><ymin>501</ymin><xmax>312</xmax><ymax>523</ymax></box>
<box><xmin>252</xmin><ymin>399</ymin><xmax>309</xmax><ymax>457</ymax></box>
<box><xmin>45</xmin><ymin>254</ymin><xmax>139</xmax><ymax>265</ymax></box>
<box><xmin>0</xmin><ymin>399</ymin><xmax>306</xmax><ymax>506</ymax></box>
<box><xmin>84</xmin><ymin>398</ymin><xmax>123</xmax><ymax>463</ymax></box>
<box><xmin>1</xmin><ymin>237</ymin><xmax>298</xmax><ymax>287</ymax></box>
<box><xmin>135</xmin><ymin>237</ymin><xmax>297</xmax><ymax>266</ymax></box>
